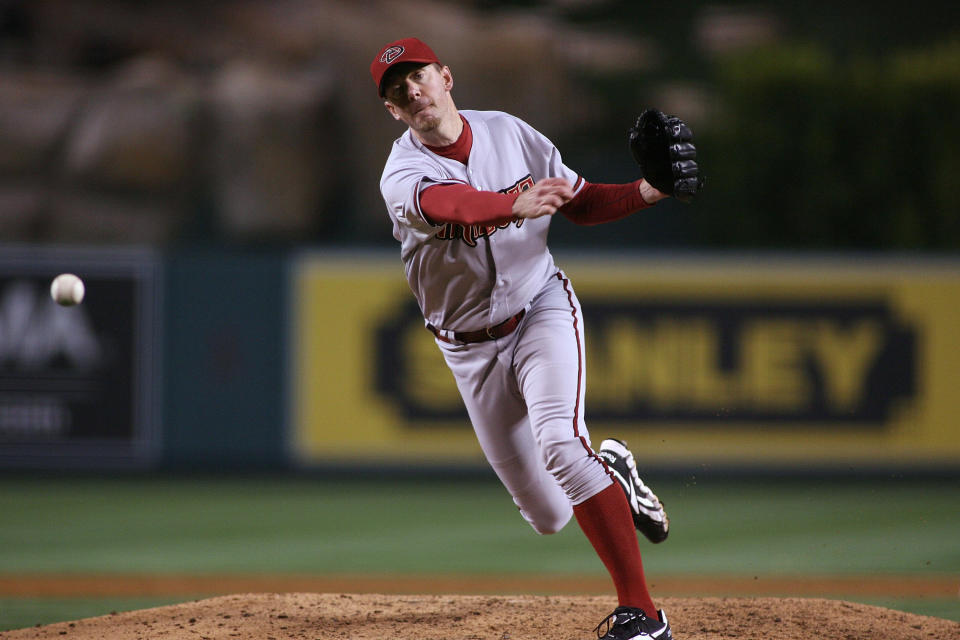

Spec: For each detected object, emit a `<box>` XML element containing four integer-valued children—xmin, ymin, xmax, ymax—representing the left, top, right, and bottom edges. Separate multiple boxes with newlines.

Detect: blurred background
<box><xmin>0</xmin><ymin>0</ymin><xmax>958</xmax><ymax>631</ymax></box>
<box><xmin>1</xmin><ymin>0</ymin><xmax>957</xmax><ymax>250</ymax></box>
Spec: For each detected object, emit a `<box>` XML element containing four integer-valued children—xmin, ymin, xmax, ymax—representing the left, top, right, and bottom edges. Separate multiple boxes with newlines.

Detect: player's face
<box><xmin>383</xmin><ymin>63</ymin><xmax>454</xmax><ymax>133</ymax></box>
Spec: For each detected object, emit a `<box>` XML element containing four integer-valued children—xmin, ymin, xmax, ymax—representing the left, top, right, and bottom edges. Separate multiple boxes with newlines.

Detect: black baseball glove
<box><xmin>629</xmin><ymin>108</ymin><xmax>703</xmax><ymax>203</ymax></box>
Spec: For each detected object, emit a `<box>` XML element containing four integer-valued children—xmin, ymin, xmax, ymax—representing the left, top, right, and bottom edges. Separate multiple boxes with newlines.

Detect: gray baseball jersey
<box><xmin>379</xmin><ymin>109</ymin><xmax>614</xmax><ymax>531</ymax></box>
<box><xmin>380</xmin><ymin>109</ymin><xmax>584</xmax><ymax>332</ymax></box>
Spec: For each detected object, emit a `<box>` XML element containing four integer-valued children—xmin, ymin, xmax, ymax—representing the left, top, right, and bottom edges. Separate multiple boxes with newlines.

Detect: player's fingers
<box><xmin>552</xmin><ymin>181</ymin><xmax>576</xmax><ymax>202</ymax></box>
<box><xmin>555</xmin><ymin>185</ymin><xmax>575</xmax><ymax>202</ymax></box>
<box><xmin>541</xmin><ymin>193</ymin><xmax>567</xmax><ymax>209</ymax></box>
<box><xmin>528</xmin><ymin>192</ymin><xmax>561</xmax><ymax>213</ymax></box>
<box><xmin>515</xmin><ymin>199</ymin><xmax>556</xmax><ymax>219</ymax></box>
<box><xmin>534</xmin><ymin>178</ymin><xmax>573</xmax><ymax>200</ymax></box>
<box><xmin>537</xmin><ymin>182</ymin><xmax>574</xmax><ymax>203</ymax></box>
<box><xmin>537</xmin><ymin>204</ymin><xmax>559</xmax><ymax>217</ymax></box>
<box><xmin>513</xmin><ymin>181</ymin><xmax>570</xmax><ymax>218</ymax></box>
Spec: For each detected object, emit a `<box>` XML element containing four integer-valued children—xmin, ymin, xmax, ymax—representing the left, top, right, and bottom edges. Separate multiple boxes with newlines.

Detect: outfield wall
<box><xmin>1</xmin><ymin>247</ymin><xmax>957</xmax><ymax>473</ymax></box>
<box><xmin>291</xmin><ymin>252</ymin><xmax>960</xmax><ymax>472</ymax></box>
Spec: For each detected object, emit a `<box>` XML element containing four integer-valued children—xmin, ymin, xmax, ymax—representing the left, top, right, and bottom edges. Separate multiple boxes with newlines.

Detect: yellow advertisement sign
<box><xmin>291</xmin><ymin>253</ymin><xmax>960</xmax><ymax>469</ymax></box>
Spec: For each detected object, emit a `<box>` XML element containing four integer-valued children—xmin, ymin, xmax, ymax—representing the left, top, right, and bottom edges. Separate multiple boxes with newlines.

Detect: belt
<box><xmin>428</xmin><ymin>308</ymin><xmax>527</xmax><ymax>344</ymax></box>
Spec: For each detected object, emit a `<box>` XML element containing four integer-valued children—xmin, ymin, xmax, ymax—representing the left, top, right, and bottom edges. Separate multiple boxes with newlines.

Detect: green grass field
<box><xmin>0</xmin><ymin>475</ymin><xmax>957</xmax><ymax>631</ymax></box>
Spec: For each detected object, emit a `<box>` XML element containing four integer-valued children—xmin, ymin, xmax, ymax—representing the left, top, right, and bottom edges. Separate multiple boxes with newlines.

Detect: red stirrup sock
<box><xmin>573</xmin><ymin>481</ymin><xmax>658</xmax><ymax>618</ymax></box>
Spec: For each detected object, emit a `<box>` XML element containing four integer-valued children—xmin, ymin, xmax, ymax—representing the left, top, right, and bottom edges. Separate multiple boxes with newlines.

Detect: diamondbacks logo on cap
<box><xmin>380</xmin><ymin>46</ymin><xmax>404</xmax><ymax>64</ymax></box>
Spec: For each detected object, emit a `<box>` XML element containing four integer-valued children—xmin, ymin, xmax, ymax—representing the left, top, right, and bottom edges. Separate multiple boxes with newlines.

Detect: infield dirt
<box><xmin>1</xmin><ymin>593</ymin><xmax>958</xmax><ymax>640</ymax></box>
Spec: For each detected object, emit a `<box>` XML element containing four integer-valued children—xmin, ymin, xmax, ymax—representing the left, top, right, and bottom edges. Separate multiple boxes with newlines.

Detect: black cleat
<box><xmin>598</xmin><ymin>438</ymin><xmax>669</xmax><ymax>543</ymax></box>
<box><xmin>594</xmin><ymin>606</ymin><xmax>674</xmax><ymax>640</ymax></box>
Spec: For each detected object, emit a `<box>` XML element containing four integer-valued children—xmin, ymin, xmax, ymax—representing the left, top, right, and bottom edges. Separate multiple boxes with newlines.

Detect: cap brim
<box><xmin>378</xmin><ymin>59</ymin><xmax>438</xmax><ymax>97</ymax></box>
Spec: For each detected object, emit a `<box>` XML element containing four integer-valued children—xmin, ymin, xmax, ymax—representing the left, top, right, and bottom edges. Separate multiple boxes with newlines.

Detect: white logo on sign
<box><xmin>0</xmin><ymin>281</ymin><xmax>102</xmax><ymax>370</ymax></box>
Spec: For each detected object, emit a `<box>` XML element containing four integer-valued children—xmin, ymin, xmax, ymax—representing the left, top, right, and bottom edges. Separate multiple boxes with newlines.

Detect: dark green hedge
<box><xmin>691</xmin><ymin>40</ymin><xmax>960</xmax><ymax>250</ymax></box>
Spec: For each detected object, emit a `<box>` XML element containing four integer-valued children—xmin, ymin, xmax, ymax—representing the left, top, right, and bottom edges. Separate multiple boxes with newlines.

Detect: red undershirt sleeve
<box><xmin>419</xmin><ymin>183</ymin><xmax>520</xmax><ymax>227</ymax></box>
<box><xmin>560</xmin><ymin>180</ymin><xmax>652</xmax><ymax>226</ymax></box>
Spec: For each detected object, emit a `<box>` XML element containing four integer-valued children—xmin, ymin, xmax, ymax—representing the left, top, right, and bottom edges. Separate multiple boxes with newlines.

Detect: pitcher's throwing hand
<box><xmin>513</xmin><ymin>178</ymin><xmax>575</xmax><ymax>219</ymax></box>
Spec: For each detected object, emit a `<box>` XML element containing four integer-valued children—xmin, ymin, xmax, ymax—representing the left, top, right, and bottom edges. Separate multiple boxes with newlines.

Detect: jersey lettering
<box><xmin>433</xmin><ymin>174</ymin><xmax>534</xmax><ymax>247</ymax></box>
<box><xmin>501</xmin><ymin>175</ymin><xmax>535</xmax><ymax>195</ymax></box>
<box><xmin>435</xmin><ymin>219</ymin><xmax>517</xmax><ymax>247</ymax></box>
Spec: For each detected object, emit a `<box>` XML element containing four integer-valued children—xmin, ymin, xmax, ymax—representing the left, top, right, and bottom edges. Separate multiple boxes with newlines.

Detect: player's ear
<box><xmin>384</xmin><ymin>100</ymin><xmax>401</xmax><ymax>121</ymax></box>
<box><xmin>440</xmin><ymin>65</ymin><xmax>453</xmax><ymax>91</ymax></box>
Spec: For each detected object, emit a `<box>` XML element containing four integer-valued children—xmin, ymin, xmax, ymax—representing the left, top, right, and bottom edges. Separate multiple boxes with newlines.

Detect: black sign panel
<box><xmin>581</xmin><ymin>300</ymin><xmax>916</xmax><ymax>424</ymax></box>
<box><xmin>0</xmin><ymin>246</ymin><xmax>161</xmax><ymax>468</ymax></box>
<box><xmin>375</xmin><ymin>297</ymin><xmax>917</xmax><ymax>427</ymax></box>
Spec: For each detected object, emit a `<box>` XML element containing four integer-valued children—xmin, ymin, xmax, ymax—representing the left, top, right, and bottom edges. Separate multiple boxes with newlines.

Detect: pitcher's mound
<box><xmin>2</xmin><ymin>593</ymin><xmax>957</xmax><ymax>639</ymax></box>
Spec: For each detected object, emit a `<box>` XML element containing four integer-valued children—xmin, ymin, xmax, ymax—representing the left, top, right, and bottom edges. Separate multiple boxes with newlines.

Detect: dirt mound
<box><xmin>1</xmin><ymin>593</ymin><xmax>957</xmax><ymax>639</ymax></box>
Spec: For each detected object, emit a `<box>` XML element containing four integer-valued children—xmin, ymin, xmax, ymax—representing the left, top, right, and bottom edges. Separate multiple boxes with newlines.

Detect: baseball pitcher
<box><xmin>372</xmin><ymin>37</ymin><xmax>702</xmax><ymax>640</ymax></box>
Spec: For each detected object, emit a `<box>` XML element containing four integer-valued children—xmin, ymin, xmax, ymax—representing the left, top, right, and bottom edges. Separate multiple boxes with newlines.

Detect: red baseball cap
<box><xmin>371</xmin><ymin>37</ymin><xmax>440</xmax><ymax>97</ymax></box>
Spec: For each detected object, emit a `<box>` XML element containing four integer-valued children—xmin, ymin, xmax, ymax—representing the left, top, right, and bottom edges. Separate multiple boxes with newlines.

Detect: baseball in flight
<box><xmin>50</xmin><ymin>273</ymin><xmax>85</xmax><ymax>306</ymax></box>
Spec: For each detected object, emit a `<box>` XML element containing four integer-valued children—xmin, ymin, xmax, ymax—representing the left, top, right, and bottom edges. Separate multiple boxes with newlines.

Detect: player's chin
<box><xmin>413</xmin><ymin>114</ymin><xmax>442</xmax><ymax>131</ymax></box>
